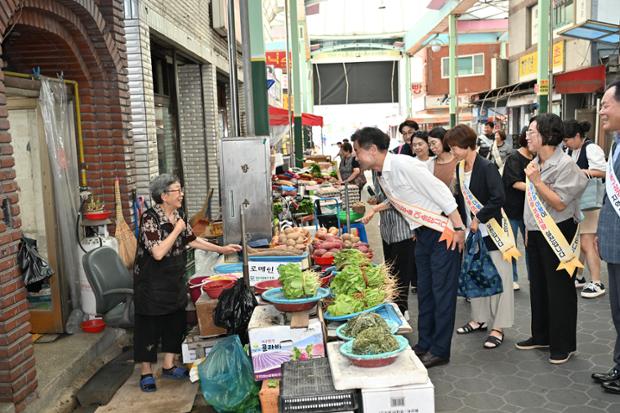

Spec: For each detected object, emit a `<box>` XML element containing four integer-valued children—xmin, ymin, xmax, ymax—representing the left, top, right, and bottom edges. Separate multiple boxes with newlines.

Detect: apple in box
<box><xmin>249</xmin><ymin>319</ymin><xmax>325</xmax><ymax>380</ymax></box>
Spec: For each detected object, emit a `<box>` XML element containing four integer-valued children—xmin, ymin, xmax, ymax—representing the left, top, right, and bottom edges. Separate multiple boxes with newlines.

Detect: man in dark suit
<box><xmin>592</xmin><ymin>80</ymin><xmax>620</xmax><ymax>394</ymax></box>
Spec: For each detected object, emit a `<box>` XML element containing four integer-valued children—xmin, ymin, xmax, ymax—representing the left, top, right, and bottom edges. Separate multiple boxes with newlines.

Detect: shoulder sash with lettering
<box><xmin>458</xmin><ymin>161</ymin><xmax>520</xmax><ymax>262</ymax></box>
<box><xmin>377</xmin><ymin>176</ymin><xmax>454</xmax><ymax>246</ymax></box>
<box><xmin>526</xmin><ymin>178</ymin><xmax>582</xmax><ymax>275</ymax></box>
<box><xmin>605</xmin><ymin>145</ymin><xmax>620</xmax><ymax>218</ymax></box>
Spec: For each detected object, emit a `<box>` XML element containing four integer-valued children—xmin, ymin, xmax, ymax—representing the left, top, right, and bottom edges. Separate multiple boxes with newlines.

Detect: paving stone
<box><xmin>546</xmin><ymin>388</ymin><xmax>590</xmax><ymax>406</ymax></box>
<box><xmin>461</xmin><ymin>392</ymin><xmax>505</xmax><ymax>410</ymax></box>
<box><xmin>503</xmin><ymin>390</ymin><xmax>547</xmax><ymax>408</ymax></box>
<box><xmin>434</xmin><ymin>395</ymin><xmax>463</xmax><ymax>412</ymax></box>
<box><xmin>530</xmin><ymin>373</ymin><xmax>572</xmax><ymax>389</ymax></box>
<box><xmin>489</xmin><ymin>375</ymin><xmax>532</xmax><ymax>391</ymax></box>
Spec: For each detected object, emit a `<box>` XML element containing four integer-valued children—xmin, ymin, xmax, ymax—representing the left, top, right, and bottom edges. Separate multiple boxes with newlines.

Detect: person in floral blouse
<box><xmin>133</xmin><ymin>174</ymin><xmax>241</xmax><ymax>392</ymax></box>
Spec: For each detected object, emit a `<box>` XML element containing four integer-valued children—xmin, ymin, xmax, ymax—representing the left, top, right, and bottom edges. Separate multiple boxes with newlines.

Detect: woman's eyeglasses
<box><xmin>166</xmin><ymin>187</ymin><xmax>184</xmax><ymax>194</ymax></box>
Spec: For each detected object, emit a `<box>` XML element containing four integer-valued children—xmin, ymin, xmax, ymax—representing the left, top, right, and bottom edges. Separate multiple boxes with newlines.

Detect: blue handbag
<box><xmin>458</xmin><ymin>231</ymin><xmax>504</xmax><ymax>298</ymax></box>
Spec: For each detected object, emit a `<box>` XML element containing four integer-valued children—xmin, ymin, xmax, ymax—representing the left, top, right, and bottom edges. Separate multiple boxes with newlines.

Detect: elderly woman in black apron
<box><xmin>134</xmin><ymin>174</ymin><xmax>241</xmax><ymax>392</ymax></box>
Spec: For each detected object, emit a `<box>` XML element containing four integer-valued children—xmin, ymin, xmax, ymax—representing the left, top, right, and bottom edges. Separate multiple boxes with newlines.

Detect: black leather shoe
<box><xmin>413</xmin><ymin>346</ymin><xmax>427</xmax><ymax>357</ymax></box>
<box><xmin>602</xmin><ymin>379</ymin><xmax>620</xmax><ymax>394</ymax></box>
<box><xmin>592</xmin><ymin>368</ymin><xmax>620</xmax><ymax>383</ymax></box>
<box><xmin>421</xmin><ymin>353</ymin><xmax>449</xmax><ymax>368</ymax></box>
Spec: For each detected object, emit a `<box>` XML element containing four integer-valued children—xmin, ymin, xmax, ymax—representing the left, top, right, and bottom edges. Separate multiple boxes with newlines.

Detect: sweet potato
<box><xmin>323</xmin><ymin>252</ymin><xmax>335</xmax><ymax>258</ymax></box>
<box><xmin>320</xmin><ymin>242</ymin><xmax>340</xmax><ymax>250</ymax></box>
<box><xmin>314</xmin><ymin>248</ymin><xmax>327</xmax><ymax>256</ymax></box>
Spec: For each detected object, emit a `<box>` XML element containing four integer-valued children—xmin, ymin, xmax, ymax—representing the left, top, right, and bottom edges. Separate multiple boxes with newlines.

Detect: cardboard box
<box><xmin>361</xmin><ymin>379</ymin><xmax>435</xmax><ymax>413</ymax></box>
<box><xmin>181</xmin><ymin>329</ymin><xmax>225</xmax><ymax>363</ymax></box>
<box><xmin>249</xmin><ymin>305</ymin><xmax>326</xmax><ymax>380</ymax></box>
<box><xmin>195</xmin><ymin>295</ymin><xmax>227</xmax><ymax>337</ymax></box>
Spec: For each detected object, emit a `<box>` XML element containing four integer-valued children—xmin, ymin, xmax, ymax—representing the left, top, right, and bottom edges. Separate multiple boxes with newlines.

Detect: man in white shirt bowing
<box><xmin>592</xmin><ymin>80</ymin><xmax>620</xmax><ymax>394</ymax></box>
<box><xmin>356</xmin><ymin>127</ymin><xmax>466</xmax><ymax>368</ymax></box>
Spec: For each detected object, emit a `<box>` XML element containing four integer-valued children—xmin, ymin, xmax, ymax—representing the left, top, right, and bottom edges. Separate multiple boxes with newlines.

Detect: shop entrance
<box><xmin>8</xmin><ymin>95</ymin><xmax>71</xmax><ymax>333</ymax></box>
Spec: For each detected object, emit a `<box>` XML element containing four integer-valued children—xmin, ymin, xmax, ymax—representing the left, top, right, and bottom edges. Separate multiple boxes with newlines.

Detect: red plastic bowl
<box><xmin>272</xmin><ymin>301</ymin><xmax>317</xmax><ymax>313</ymax></box>
<box><xmin>188</xmin><ymin>276</ymin><xmax>210</xmax><ymax>303</ymax></box>
<box><xmin>202</xmin><ymin>279</ymin><xmax>235</xmax><ymax>299</ymax></box>
<box><xmin>83</xmin><ymin>210</ymin><xmax>112</xmax><ymax>220</ymax></box>
<box><xmin>348</xmin><ymin>355</ymin><xmax>399</xmax><ymax>368</ymax></box>
<box><xmin>81</xmin><ymin>319</ymin><xmax>106</xmax><ymax>333</ymax></box>
<box><xmin>319</xmin><ymin>274</ymin><xmax>333</xmax><ymax>288</ymax></box>
<box><xmin>254</xmin><ymin>279</ymin><xmax>282</xmax><ymax>295</ymax></box>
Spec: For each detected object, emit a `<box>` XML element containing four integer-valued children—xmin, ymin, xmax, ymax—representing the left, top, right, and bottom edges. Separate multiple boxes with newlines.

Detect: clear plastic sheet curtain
<box><xmin>39</xmin><ymin>77</ymin><xmax>82</xmax><ymax>328</ymax></box>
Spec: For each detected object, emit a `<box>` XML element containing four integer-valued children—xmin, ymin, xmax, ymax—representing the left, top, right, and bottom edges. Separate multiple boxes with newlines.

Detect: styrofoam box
<box><xmin>361</xmin><ymin>379</ymin><xmax>434</xmax><ymax>413</ymax></box>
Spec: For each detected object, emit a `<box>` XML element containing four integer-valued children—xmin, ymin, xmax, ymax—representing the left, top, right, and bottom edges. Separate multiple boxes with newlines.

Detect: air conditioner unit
<box><xmin>211</xmin><ymin>0</ymin><xmax>242</xmax><ymax>42</ymax></box>
<box><xmin>491</xmin><ymin>58</ymin><xmax>509</xmax><ymax>89</ymax></box>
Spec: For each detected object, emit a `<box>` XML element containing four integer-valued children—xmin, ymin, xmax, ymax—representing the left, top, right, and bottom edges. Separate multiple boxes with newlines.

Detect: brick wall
<box><xmin>126</xmin><ymin>15</ymin><xmax>158</xmax><ymax>198</ymax></box>
<box><xmin>202</xmin><ymin>63</ymin><xmax>222</xmax><ymax>220</ymax></box>
<box><xmin>425</xmin><ymin>43</ymin><xmax>501</xmax><ymax>95</ymax></box>
<box><xmin>177</xmin><ymin>64</ymin><xmax>209</xmax><ymax>216</ymax></box>
<box><xmin>0</xmin><ymin>1</ymin><xmax>134</xmax><ymax>410</ymax></box>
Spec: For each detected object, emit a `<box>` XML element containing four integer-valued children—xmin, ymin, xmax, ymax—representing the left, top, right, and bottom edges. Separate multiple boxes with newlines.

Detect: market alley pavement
<box><xmin>362</xmin><ymin>205</ymin><xmax>620</xmax><ymax>413</ymax></box>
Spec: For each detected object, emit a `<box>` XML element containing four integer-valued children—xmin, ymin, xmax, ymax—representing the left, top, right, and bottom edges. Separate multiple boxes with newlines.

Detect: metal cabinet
<box><xmin>219</xmin><ymin>137</ymin><xmax>272</xmax><ymax>244</ymax></box>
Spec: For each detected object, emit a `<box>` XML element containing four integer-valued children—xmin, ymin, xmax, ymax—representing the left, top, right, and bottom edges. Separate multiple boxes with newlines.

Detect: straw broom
<box><xmin>114</xmin><ymin>178</ymin><xmax>137</xmax><ymax>268</ymax></box>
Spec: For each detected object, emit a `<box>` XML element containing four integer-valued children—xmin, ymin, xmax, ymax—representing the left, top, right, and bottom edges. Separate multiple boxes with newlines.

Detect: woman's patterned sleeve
<box><xmin>141</xmin><ymin>213</ymin><xmax>162</xmax><ymax>253</ymax></box>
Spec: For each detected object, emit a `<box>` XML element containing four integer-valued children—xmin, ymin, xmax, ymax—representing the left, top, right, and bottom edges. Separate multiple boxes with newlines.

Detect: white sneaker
<box><xmin>574</xmin><ymin>276</ymin><xmax>587</xmax><ymax>288</ymax></box>
<box><xmin>513</xmin><ymin>282</ymin><xmax>520</xmax><ymax>291</ymax></box>
<box><xmin>404</xmin><ymin>310</ymin><xmax>410</xmax><ymax>321</ymax></box>
<box><xmin>581</xmin><ymin>282</ymin><xmax>606</xmax><ymax>299</ymax></box>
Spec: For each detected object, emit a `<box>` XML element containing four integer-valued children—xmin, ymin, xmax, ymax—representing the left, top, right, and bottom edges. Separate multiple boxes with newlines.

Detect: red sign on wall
<box><xmin>265</xmin><ymin>51</ymin><xmax>290</xmax><ymax>69</ymax></box>
<box><xmin>411</xmin><ymin>83</ymin><xmax>423</xmax><ymax>94</ymax></box>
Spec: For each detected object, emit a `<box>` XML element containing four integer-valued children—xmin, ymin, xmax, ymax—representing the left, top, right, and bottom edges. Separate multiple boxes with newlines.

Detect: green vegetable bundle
<box><xmin>342</xmin><ymin>313</ymin><xmax>389</xmax><ymax>338</ymax></box>
<box><xmin>334</xmin><ymin>249</ymin><xmax>370</xmax><ymax>270</ymax></box>
<box><xmin>278</xmin><ymin>263</ymin><xmax>320</xmax><ymax>299</ymax></box>
<box><xmin>351</xmin><ymin>327</ymin><xmax>399</xmax><ymax>355</ymax></box>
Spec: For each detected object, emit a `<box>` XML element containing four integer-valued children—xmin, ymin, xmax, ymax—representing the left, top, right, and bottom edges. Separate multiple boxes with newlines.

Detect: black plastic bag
<box><xmin>18</xmin><ymin>236</ymin><xmax>54</xmax><ymax>287</ymax></box>
<box><xmin>214</xmin><ymin>279</ymin><xmax>257</xmax><ymax>344</ymax></box>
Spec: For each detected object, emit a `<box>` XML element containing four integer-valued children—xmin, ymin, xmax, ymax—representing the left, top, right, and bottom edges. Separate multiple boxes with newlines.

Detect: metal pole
<box><xmin>227</xmin><ymin>0</ymin><xmax>241</xmax><ymax>136</ymax></box>
<box><xmin>344</xmin><ymin>183</ymin><xmax>350</xmax><ymax>233</ymax></box>
<box><xmin>449</xmin><ymin>14</ymin><xmax>458</xmax><ymax>128</ymax></box>
<box><xmin>284</xmin><ymin>0</ymin><xmax>294</xmax><ymax>163</ymax></box>
<box><xmin>240</xmin><ymin>0</ymin><xmax>254</xmax><ymax>135</ymax></box>
<box><xmin>405</xmin><ymin>53</ymin><xmax>412</xmax><ymax>118</ymax></box>
<box><xmin>290</xmin><ymin>0</ymin><xmax>304</xmax><ymax>167</ymax></box>
<box><xmin>536</xmin><ymin>0</ymin><xmax>550</xmax><ymax>113</ymax></box>
<box><xmin>241</xmin><ymin>206</ymin><xmax>250</xmax><ymax>287</ymax></box>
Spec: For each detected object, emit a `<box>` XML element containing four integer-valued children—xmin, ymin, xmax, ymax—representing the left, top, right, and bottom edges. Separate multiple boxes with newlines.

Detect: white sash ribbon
<box><xmin>605</xmin><ymin>145</ymin><xmax>620</xmax><ymax>218</ymax></box>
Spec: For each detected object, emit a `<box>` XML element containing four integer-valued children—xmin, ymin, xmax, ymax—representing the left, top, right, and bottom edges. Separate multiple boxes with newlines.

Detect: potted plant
<box><xmin>83</xmin><ymin>194</ymin><xmax>111</xmax><ymax>220</ymax></box>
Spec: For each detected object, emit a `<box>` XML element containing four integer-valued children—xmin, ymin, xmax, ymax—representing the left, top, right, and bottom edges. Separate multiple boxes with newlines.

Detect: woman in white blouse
<box><xmin>563</xmin><ymin>120</ymin><xmax>607</xmax><ymax>299</ymax></box>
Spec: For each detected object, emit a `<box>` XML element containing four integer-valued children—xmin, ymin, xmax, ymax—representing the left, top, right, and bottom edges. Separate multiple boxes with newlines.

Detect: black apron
<box><xmin>134</xmin><ymin>209</ymin><xmax>188</xmax><ymax>316</ymax></box>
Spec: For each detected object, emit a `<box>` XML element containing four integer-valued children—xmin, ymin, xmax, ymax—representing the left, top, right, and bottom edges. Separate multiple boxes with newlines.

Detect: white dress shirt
<box><xmin>380</xmin><ymin>153</ymin><xmax>458</xmax><ymax>230</ymax></box>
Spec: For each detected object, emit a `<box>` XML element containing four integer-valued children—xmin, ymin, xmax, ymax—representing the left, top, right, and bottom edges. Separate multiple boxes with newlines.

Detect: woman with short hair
<box><xmin>447</xmin><ymin>124</ymin><xmax>513</xmax><ymax>349</ymax></box>
<box><xmin>516</xmin><ymin>114</ymin><xmax>588</xmax><ymax>364</ymax></box>
<box><xmin>133</xmin><ymin>174</ymin><xmax>241</xmax><ymax>392</ymax></box>
<box><xmin>489</xmin><ymin>129</ymin><xmax>510</xmax><ymax>173</ymax></box>
<box><xmin>337</xmin><ymin>142</ymin><xmax>366</xmax><ymax>188</ymax></box>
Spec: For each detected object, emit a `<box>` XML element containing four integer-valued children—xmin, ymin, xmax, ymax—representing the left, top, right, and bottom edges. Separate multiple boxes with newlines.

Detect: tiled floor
<box><xmin>362</xmin><ymin>195</ymin><xmax>620</xmax><ymax>412</ymax></box>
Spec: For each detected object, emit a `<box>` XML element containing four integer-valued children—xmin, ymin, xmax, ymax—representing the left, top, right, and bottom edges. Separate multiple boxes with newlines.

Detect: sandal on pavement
<box><xmin>483</xmin><ymin>330</ymin><xmax>504</xmax><ymax>349</ymax></box>
<box><xmin>456</xmin><ymin>321</ymin><xmax>487</xmax><ymax>335</ymax></box>
<box><xmin>140</xmin><ymin>375</ymin><xmax>156</xmax><ymax>392</ymax></box>
<box><xmin>162</xmin><ymin>365</ymin><xmax>189</xmax><ymax>380</ymax></box>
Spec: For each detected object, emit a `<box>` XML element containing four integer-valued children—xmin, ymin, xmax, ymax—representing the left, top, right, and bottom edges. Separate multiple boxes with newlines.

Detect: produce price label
<box><xmin>249</xmin><ymin>261</ymin><xmax>302</xmax><ymax>286</ymax></box>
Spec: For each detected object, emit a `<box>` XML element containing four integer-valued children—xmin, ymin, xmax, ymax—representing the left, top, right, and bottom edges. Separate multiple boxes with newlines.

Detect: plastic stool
<box><xmin>342</xmin><ymin>222</ymin><xmax>368</xmax><ymax>243</ymax></box>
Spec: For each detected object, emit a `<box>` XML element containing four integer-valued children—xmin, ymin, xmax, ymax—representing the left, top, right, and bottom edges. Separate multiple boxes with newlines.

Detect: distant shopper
<box><xmin>393</xmin><ymin>120</ymin><xmax>418</xmax><ymax>156</ymax></box>
<box><xmin>489</xmin><ymin>130</ymin><xmax>511</xmax><ymax>173</ymax></box>
<box><xmin>516</xmin><ymin>114</ymin><xmax>587</xmax><ymax>364</ymax></box>
<box><xmin>133</xmin><ymin>174</ymin><xmax>241</xmax><ymax>392</ymax></box>
<box><xmin>590</xmin><ymin>80</ymin><xmax>620</xmax><ymax>394</ymax></box>
<box><xmin>477</xmin><ymin>121</ymin><xmax>495</xmax><ymax>158</ymax></box>
<box><xmin>502</xmin><ymin>127</ymin><xmax>533</xmax><ymax>290</ymax></box>
<box><xmin>428</xmin><ymin>127</ymin><xmax>457</xmax><ymax>188</ymax></box>
<box><xmin>337</xmin><ymin>142</ymin><xmax>366</xmax><ymax>188</ymax></box>
<box><xmin>563</xmin><ymin>119</ymin><xmax>607</xmax><ymax>299</ymax></box>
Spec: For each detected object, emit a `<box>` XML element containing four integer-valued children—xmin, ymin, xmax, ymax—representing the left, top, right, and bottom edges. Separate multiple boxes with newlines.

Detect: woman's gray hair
<box><xmin>150</xmin><ymin>174</ymin><xmax>180</xmax><ymax>204</ymax></box>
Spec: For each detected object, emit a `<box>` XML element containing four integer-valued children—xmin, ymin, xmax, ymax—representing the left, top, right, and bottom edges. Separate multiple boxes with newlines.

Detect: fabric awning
<box><xmin>410</xmin><ymin>110</ymin><xmax>473</xmax><ymax>125</ymax></box>
<box><xmin>554</xmin><ymin>65</ymin><xmax>606</xmax><ymax>94</ymax></box>
<box><xmin>301</xmin><ymin>113</ymin><xmax>323</xmax><ymax>127</ymax></box>
<box><xmin>269</xmin><ymin>106</ymin><xmax>324</xmax><ymax>127</ymax></box>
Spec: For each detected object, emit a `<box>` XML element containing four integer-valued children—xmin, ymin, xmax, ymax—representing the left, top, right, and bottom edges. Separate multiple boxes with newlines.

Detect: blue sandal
<box><xmin>162</xmin><ymin>366</ymin><xmax>189</xmax><ymax>380</ymax></box>
<box><xmin>139</xmin><ymin>375</ymin><xmax>156</xmax><ymax>392</ymax></box>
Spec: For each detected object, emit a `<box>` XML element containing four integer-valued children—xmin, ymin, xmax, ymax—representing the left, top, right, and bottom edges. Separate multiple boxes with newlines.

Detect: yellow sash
<box><xmin>378</xmin><ymin>177</ymin><xmax>455</xmax><ymax>246</ymax></box>
<box><xmin>526</xmin><ymin>178</ymin><xmax>582</xmax><ymax>275</ymax></box>
<box><xmin>458</xmin><ymin>161</ymin><xmax>521</xmax><ymax>262</ymax></box>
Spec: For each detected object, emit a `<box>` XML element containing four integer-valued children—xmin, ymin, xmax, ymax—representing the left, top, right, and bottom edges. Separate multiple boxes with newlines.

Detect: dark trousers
<box><xmin>134</xmin><ymin>309</ymin><xmax>187</xmax><ymax>363</ymax></box>
<box><xmin>415</xmin><ymin>227</ymin><xmax>460</xmax><ymax>359</ymax></box>
<box><xmin>382</xmin><ymin>238</ymin><xmax>417</xmax><ymax>313</ymax></box>
<box><xmin>527</xmin><ymin>220</ymin><xmax>578</xmax><ymax>354</ymax></box>
<box><xmin>608</xmin><ymin>263</ymin><xmax>620</xmax><ymax>370</ymax></box>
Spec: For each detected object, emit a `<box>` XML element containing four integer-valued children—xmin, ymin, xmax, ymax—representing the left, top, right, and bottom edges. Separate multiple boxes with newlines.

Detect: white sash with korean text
<box><xmin>605</xmin><ymin>145</ymin><xmax>620</xmax><ymax>218</ymax></box>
